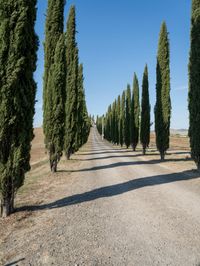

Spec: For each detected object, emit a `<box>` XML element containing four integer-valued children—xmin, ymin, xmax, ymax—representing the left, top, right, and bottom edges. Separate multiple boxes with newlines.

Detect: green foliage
<box><xmin>76</xmin><ymin>63</ymin><xmax>90</xmax><ymax>149</ymax></box>
<box><xmin>43</xmin><ymin>0</ymin><xmax>65</xmax><ymax>147</ymax></box>
<box><xmin>105</xmin><ymin>105</ymin><xmax>112</xmax><ymax>141</ymax></box>
<box><xmin>155</xmin><ymin>22</ymin><xmax>171</xmax><ymax>160</ymax></box>
<box><xmin>64</xmin><ymin>6</ymin><xmax>79</xmax><ymax>159</ymax></box>
<box><xmin>112</xmin><ymin>100</ymin><xmax>118</xmax><ymax>144</ymax></box>
<box><xmin>188</xmin><ymin>0</ymin><xmax>200</xmax><ymax>169</ymax></box>
<box><xmin>120</xmin><ymin>91</ymin><xmax>126</xmax><ymax>147</ymax></box>
<box><xmin>116</xmin><ymin>95</ymin><xmax>121</xmax><ymax>145</ymax></box>
<box><xmin>47</xmin><ymin>34</ymin><xmax>66</xmax><ymax>171</ymax></box>
<box><xmin>0</xmin><ymin>0</ymin><xmax>38</xmax><ymax>216</ymax></box>
<box><xmin>131</xmin><ymin>73</ymin><xmax>140</xmax><ymax>151</ymax></box>
<box><xmin>125</xmin><ymin>85</ymin><xmax>131</xmax><ymax>148</ymax></box>
<box><xmin>96</xmin><ymin>115</ymin><xmax>103</xmax><ymax>135</ymax></box>
<box><xmin>140</xmin><ymin>65</ymin><xmax>150</xmax><ymax>154</ymax></box>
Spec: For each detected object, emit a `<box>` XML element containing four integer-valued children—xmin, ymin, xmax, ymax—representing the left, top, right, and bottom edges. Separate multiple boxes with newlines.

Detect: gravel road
<box><xmin>2</xmin><ymin>127</ymin><xmax>200</xmax><ymax>266</ymax></box>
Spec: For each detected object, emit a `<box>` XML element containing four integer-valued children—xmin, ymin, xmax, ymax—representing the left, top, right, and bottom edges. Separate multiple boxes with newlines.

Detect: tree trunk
<box><xmin>143</xmin><ymin>147</ymin><xmax>146</xmax><ymax>155</ymax></box>
<box><xmin>51</xmin><ymin>160</ymin><xmax>57</xmax><ymax>173</ymax></box>
<box><xmin>66</xmin><ymin>150</ymin><xmax>71</xmax><ymax>160</ymax></box>
<box><xmin>160</xmin><ymin>151</ymin><xmax>165</xmax><ymax>161</ymax></box>
<box><xmin>0</xmin><ymin>195</ymin><xmax>13</xmax><ymax>218</ymax></box>
<box><xmin>196</xmin><ymin>161</ymin><xmax>200</xmax><ymax>172</ymax></box>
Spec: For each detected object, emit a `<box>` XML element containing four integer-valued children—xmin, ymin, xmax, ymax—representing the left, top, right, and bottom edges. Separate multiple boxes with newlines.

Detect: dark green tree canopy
<box><xmin>76</xmin><ymin>63</ymin><xmax>90</xmax><ymax>149</ymax></box>
<box><xmin>140</xmin><ymin>64</ymin><xmax>150</xmax><ymax>154</ymax></box>
<box><xmin>155</xmin><ymin>22</ymin><xmax>171</xmax><ymax>160</ymax></box>
<box><xmin>131</xmin><ymin>73</ymin><xmax>140</xmax><ymax>151</ymax></box>
<box><xmin>125</xmin><ymin>85</ymin><xmax>131</xmax><ymax>148</ymax></box>
<box><xmin>65</xmin><ymin>6</ymin><xmax>79</xmax><ymax>159</ymax></box>
<box><xmin>0</xmin><ymin>0</ymin><xmax>38</xmax><ymax>216</ymax></box>
<box><xmin>43</xmin><ymin>0</ymin><xmax>65</xmax><ymax>147</ymax></box>
<box><xmin>188</xmin><ymin>0</ymin><xmax>200</xmax><ymax>169</ymax></box>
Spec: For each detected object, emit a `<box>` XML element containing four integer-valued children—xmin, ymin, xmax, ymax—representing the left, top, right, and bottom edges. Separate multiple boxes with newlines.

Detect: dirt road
<box><xmin>1</xmin><ymin>127</ymin><xmax>200</xmax><ymax>266</ymax></box>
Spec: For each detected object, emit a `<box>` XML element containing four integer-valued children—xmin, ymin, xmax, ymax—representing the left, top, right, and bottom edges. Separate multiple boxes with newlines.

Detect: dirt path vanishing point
<box><xmin>1</xmin><ymin>127</ymin><xmax>200</xmax><ymax>266</ymax></box>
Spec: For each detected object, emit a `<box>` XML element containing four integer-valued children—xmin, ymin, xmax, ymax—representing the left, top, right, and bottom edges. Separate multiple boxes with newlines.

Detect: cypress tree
<box><xmin>47</xmin><ymin>34</ymin><xmax>66</xmax><ymax>172</ymax></box>
<box><xmin>125</xmin><ymin>85</ymin><xmax>131</xmax><ymax>148</ymax></box>
<box><xmin>131</xmin><ymin>73</ymin><xmax>140</xmax><ymax>151</ymax></box>
<box><xmin>65</xmin><ymin>6</ymin><xmax>79</xmax><ymax>159</ymax></box>
<box><xmin>43</xmin><ymin>0</ymin><xmax>65</xmax><ymax>148</ymax></box>
<box><xmin>76</xmin><ymin>63</ymin><xmax>84</xmax><ymax>150</ymax></box>
<box><xmin>189</xmin><ymin>0</ymin><xmax>200</xmax><ymax>171</ymax></box>
<box><xmin>111</xmin><ymin>102</ymin><xmax>115</xmax><ymax>143</ymax></box>
<box><xmin>96</xmin><ymin>115</ymin><xmax>102</xmax><ymax>135</ymax></box>
<box><xmin>116</xmin><ymin>95</ymin><xmax>121</xmax><ymax>145</ymax></box>
<box><xmin>155</xmin><ymin>22</ymin><xmax>171</xmax><ymax>161</ymax></box>
<box><xmin>0</xmin><ymin>0</ymin><xmax>38</xmax><ymax>217</ymax></box>
<box><xmin>112</xmin><ymin>100</ymin><xmax>118</xmax><ymax>144</ymax></box>
<box><xmin>120</xmin><ymin>91</ymin><xmax>126</xmax><ymax>147</ymax></box>
<box><xmin>76</xmin><ymin>63</ymin><xmax>89</xmax><ymax>148</ymax></box>
<box><xmin>108</xmin><ymin>105</ymin><xmax>112</xmax><ymax>141</ymax></box>
<box><xmin>140</xmin><ymin>65</ymin><xmax>151</xmax><ymax>155</ymax></box>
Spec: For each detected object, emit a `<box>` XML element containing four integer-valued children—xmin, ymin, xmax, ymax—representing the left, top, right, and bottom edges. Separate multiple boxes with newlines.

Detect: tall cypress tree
<box><xmin>77</xmin><ymin>64</ymin><xmax>90</xmax><ymax>147</ymax></box>
<box><xmin>120</xmin><ymin>91</ymin><xmax>126</xmax><ymax>147</ymax></box>
<box><xmin>111</xmin><ymin>102</ymin><xmax>115</xmax><ymax>143</ymax></box>
<box><xmin>65</xmin><ymin>6</ymin><xmax>79</xmax><ymax>159</ymax></box>
<box><xmin>131</xmin><ymin>73</ymin><xmax>140</xmax><ymax>151</ymax></box>
<box><xmin>155</xmin><ymin>22</ymin><xmax>171</xmax><ymax>160</ymax></box>
<box><xmin>113</xmin><ymin>100</ymin><xmax>118</xmax><ymax>144</ymax></box>
<box><xmin>0</xmin><ymin>0</ymin><xmax>38</xmax><ymax>217</ymax></box>
<box><xmin>43</xmin><ymin>0</ymin><xmax>65</xmax><ymax>148</ymax></box>
<box><xmin>140</xmin><ymin>65</ymin><xmax>151</xmax><ymax>155</ymax></box>
<box><xmin>47</xmin><ymin>34</ymin><xmax>66</xmax><ymax>172</ymax></box>
<box><xmin>116</xmin><ymin>95</ymin><xmax>121</xmax><ymax>145</ymax></box>
<box><xmin>125</xmin><ymin>85</ymin><xmax>131</xmax><ymax>148</ymax></box>
<box><xmin>76</xmin><ymin>63</ymin><xmax>84</xmax><ymax>150</ymax></box>
<box><xmin>189</xmin><ymin>0</ymin><xmax>200</xmax><ymax>171</ymax></box>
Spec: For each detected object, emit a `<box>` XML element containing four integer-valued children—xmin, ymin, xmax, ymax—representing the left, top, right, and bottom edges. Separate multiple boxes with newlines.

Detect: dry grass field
<box><xmin>30</xmin><ymin>128</ymin><xmax>190</xmax><ymax>165</ymax></box>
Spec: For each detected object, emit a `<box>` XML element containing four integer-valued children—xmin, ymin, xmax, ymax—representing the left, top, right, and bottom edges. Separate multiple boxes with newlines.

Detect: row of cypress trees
<box><xmin>43</xmin><ymin>1</ymin><xmax>90</xmax><ymax>172</ymax></box>
<box><xmin>98</xmin><ymin>0</ymin><xmax>200</xmax><ymax>173</ymax></box>
<box><xmin>97</xmin><ymin>21</ymin><xmax>171</xmax><ymax>160</ymax></box>
<box><xmin>0</xmin><ymin>0</ymin><xmax>90</xmax><ymax>217</ymax></box>
<box><xmin>97</xmin><ymin>65</ymin><xmax>150</xmax><ymax>155</ymax></box>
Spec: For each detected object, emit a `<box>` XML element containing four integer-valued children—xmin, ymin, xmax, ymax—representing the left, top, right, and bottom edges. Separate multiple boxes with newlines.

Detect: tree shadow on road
<box><xmin>84</xmin><ymin>153</ymin><xmax>190</xmax><ymax>161</ymax></box>
<box><xmin>5</xmin><ymin>258</ymin><xmax>25</xmax><ymax>266</ymax></box>
<box><xmin>77</xmin><ymin>150</ymin><xmax>190</xmax><ymax>157</ymax></box>
<box><xmin>58</xmin><ymin>157</ymin><xmax>192</xmax><ymax>173</ymax></box>
<box><xmin>16</xmin><ymin>169</ymin><xmax>200</xmax><ymax>213</ymax></box>
<box><xmin>78</xmin><ymin>149</ymin><xmax>134</xmax><ymax>156</ymax></box>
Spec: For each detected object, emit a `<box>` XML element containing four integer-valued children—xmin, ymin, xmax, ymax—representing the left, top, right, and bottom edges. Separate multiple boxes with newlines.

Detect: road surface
<box><xmin>2</xmin><ymin>127</ymin><xmax>200</xmax><ymax>266</ymax></box>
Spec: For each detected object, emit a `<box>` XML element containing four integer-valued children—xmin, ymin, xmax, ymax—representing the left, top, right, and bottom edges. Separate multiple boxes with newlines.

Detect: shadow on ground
<box><xmin>58</xmin><ymin>157</ymin><xmax>192</xmax><ymax>173</ymax></box>
<box><xmin>5</xmin><ymin>258</ymin><xmax>25</xmax><ymax>266</ymax></box>
<box><xmin>16</xmin><ymin>170</ymin><xmax>199</xmax><ymax>213</ymax></box>
<box><xmin>83</xmin><ymin>153</ymin><xmax>191</xmax><ymax>162</ymax></box>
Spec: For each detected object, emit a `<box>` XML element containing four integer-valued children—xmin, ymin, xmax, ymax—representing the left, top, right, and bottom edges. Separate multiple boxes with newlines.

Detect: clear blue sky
<box><xmin>34</xmin><ymin>0</ymin><xmax>191</xmax><ymax>129</ymax></box>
